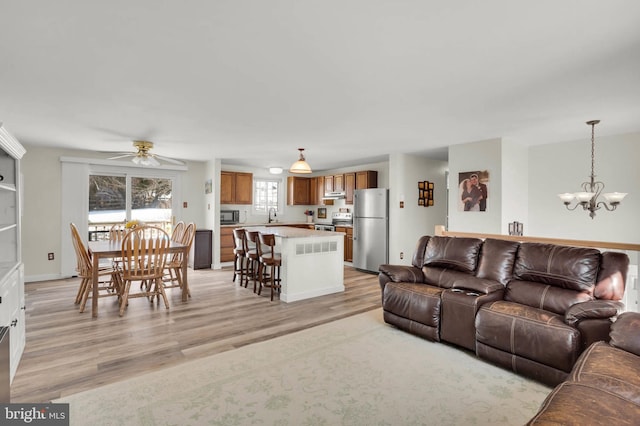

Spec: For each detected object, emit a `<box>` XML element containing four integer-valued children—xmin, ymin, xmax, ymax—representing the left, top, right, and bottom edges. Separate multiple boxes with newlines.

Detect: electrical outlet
<box><xmin>48</xmin><ymin>252</ymin><xmax>54</xmax><ymax>260</ymax></box>
<box><xmin>400</xmin><ymin>252</ymin><xmax>404</xmax><ymax>259</ymax></box>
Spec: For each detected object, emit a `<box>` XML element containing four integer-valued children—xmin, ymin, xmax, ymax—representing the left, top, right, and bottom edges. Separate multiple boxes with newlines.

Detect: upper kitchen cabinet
<box><xmin>287</xmin><ymin>176</ymin><xmax>311</xmax><ymax>205</ymax></box>
<box><xmin>324</xmin><ymin>175</ymin><xmax>334</xmax><ymax>194</ymax></box>
<box><xmin>356</xmin><ymin>170</ymin><xmax>378</xmax><ymax>190</ymax></box>
<box><xmin>220</xmin><ymin>171</ymin><xmax>253</xmax><ymax>205</ymax></box>
<box><xmin>344</xmin><ymin>172</ymin><xmax>355</xmax><ymax>204</ymax></box>
<box><xmin>333</xmin><ymin>174</ymin><xmax>345</xmax><ymax>192</ymax></box>
<box><xmin>345</xmin><ymin>171</ymin><xmax>378</xmax><ymax>204</ymax></box>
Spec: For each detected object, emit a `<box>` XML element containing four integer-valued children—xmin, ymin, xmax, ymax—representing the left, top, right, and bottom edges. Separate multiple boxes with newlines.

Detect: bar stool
<box><xmin>232</xmin><ymin>228</ymin><xmax>248</xmax><ymax>286</ymax></box>
<box><xmin>244</xmin><ymin>230</ymin><xmax>260</xmax><ymax>292</ymax></box>
<box><xmin>257</xmin><ymin>233</ymin><xmax>281</xmax><ymax>301</ymax></box>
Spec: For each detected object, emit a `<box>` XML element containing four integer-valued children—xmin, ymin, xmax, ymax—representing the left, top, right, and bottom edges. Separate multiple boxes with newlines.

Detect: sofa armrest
<box><xmin>378</xmin><ymin>264</ymin><xmax>424</xmax><ymax>284</ymax></box>
<box><xmin>451</xmin><ymin>277</ymin><xmax>504</xmax><ymax>295</ymax></box>
<box><xmin>610</xmin><ymin>312</ymin><xmax>640</xmax><ymax>356</ymax></box>
<box><xmin>565</xmin><ymin>300</ymin><xmax>624</xmax><ymax>326</ymax></box>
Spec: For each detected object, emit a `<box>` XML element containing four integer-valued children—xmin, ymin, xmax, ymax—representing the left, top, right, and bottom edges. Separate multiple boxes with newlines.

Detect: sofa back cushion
<box><xmin>594</xmin><ymin>251</ymin><xmax>629</xmax><ymax>300</ymax></box>
<box><xmin>423</xmin><ymin>236</ymin><xmax>483</xmax><ymax>273</ymax></box>
<box><xmin>506</xmin><ymin>280</ymin><xmax>592</xmax><ymax>315</ymax></box>
<box><xmin>513</xmin><ymin>243</ymin><xmax>600</xmax><ymax>292</ymax></box>
<box><xmin>476</xmin><ymin>238</ymin><xmax>520</xmax><ymax>285</ymax></box>
<box><xmin>412</xmin><ymin>236</ymin><xmax>431</xmax><ymax>269</ymax></box>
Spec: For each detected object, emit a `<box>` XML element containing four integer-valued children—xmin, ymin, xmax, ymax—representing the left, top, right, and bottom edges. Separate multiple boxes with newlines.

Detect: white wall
<box><xmin>501</xmin><ymin>138</ymin><xmax>529</xmax><ymax>234</ymax></box>
<box><xmin>388</xmin><ymin>153</ymin><xmax>447</xmax><ymax>266</ymax></box>
<box><xmin>448</xmin><ymin>138</ymin><xmax>503</xmax><ymax>233</ymax></box>
<box><xmin>21</xmin><ymin>145</ymin><xmax>206</xmax><ymax>282</ymax></box>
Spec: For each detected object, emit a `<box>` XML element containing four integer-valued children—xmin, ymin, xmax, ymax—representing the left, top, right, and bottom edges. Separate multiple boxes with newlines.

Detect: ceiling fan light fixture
<box><xmin>289</xmin><ymin>148</ymin><xmax>312</xmax><ymax>174</ymax></box>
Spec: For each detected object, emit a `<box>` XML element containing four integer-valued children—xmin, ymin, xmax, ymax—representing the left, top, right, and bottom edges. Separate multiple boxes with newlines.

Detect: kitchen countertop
<box><xmin>220</xmin><ymin>222</ymin><xmax>352</xmax><ymax>229</ymax></box>
<box><xmin>241</xmin><ymin>225</ymin><xmax>345</xmax><ymax>237</ymax></box>
<box><xmin>220</xmin><ymin>222</ymin><xmax>312</xmax><ymax>228</ymax></box>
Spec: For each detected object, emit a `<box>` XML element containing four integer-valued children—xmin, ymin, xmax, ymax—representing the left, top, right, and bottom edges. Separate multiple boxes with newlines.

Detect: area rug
<box><xmin>55</xmin><ymin>309</ymin><xmax>550</xmax><ymax>425</ymax></box>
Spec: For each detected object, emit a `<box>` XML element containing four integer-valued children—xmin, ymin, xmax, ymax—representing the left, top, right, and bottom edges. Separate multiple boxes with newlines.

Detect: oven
<box><xmin>314</xmin><ymin>224</ymin><xmax>336</xmax><ymax>231</ymax></box>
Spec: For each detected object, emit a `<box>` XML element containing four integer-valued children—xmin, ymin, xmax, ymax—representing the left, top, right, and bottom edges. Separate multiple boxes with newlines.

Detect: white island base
<box><xmin>243</xmin><ymin>226</ymin><xmax>345</xmax><ymax>302</ymax></box>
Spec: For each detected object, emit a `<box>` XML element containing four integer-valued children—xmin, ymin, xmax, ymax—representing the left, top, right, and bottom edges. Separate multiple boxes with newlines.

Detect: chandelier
<box><xmin>557</xmin><ymin>120</ymin><xmax>627</xmax><ymax>219</ymax></box>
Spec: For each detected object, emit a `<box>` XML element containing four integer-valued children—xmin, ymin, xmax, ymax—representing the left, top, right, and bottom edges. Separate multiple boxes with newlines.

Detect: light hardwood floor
<box><xmin>10</xmin><ymin>266</ymin><xmax>382</xmax><ymax>403</ymax></box>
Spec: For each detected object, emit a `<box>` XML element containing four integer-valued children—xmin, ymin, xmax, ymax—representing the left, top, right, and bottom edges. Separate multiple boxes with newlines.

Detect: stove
<box><xmin>314</xmin><ymin>223</ymin><xmax>336</xmax><ymax>231</ymax></box>
<box><xmin>332</xmin><ymin>212</ymin><xmax>353</xmax><ymax>227</ymax></box>
<box><xmin>314</xmin><ymin>212</ymin><xmax>353</xmax><ymax>231</ymax></box>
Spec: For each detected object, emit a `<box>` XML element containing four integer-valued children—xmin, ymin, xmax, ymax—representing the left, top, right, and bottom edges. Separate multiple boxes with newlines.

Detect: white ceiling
<box><xmin>1</xmin><ymin>1</ymin><xmax>639</xmax><ymax>171</ymax></box>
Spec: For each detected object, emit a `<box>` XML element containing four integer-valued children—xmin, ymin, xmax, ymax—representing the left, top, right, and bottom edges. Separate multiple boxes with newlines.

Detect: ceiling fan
<box><xmin>107</xmin><ymin>140</ymin><xmax>184</xmax><ymax>167</ymax></box>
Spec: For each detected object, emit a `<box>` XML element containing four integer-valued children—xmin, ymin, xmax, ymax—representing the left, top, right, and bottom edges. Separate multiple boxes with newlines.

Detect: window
<box><xmin>88</xmin><ymin>173</ymin><xmax>174</xmax><ymax>240</ymax></box>
<box><xmin>254</xmin><ymin>178</ymin><xmax>280</xmax><ymax>214</ymax></box>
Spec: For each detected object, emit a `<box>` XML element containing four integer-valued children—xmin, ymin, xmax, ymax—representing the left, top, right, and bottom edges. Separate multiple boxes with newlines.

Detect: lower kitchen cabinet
<box><xmin>335</xmin><ymin>227</ymin><xmax>353</xmax><ymax>262</ymax></box>
<box><xmin>190</xmin><ymin>229</ymin><xmax>212</xmax><ymax>269</ymax></box>
<box><xmin>220</xmin><ymin>227</ymin><xmax>236</xmax><ymax>263</ymax></box>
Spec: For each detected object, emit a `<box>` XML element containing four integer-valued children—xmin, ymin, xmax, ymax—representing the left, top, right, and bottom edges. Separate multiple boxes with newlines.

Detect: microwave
<box><xmin>220</xmin><ymin>210</ymin><xmax>240</xmax><ymax>225</ymax></box>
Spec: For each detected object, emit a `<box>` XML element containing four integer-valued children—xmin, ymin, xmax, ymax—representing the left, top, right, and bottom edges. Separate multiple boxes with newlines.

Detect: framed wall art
<box><xmin>418</xmin><ymin>181</ymin><xmax>434</xmax><ymax>207</ymax></box>
<box><xmin>458</xmin><ymin>170</ymin><xmax>489</xmax><ymax>212</ymax></box>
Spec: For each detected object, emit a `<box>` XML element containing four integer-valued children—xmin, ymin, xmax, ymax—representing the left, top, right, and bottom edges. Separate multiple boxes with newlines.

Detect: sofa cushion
<box><xmin>378</xmin><ymin>264</ymin><xmax>424</xmax><ymax>284</ymax></box>
<box><xmin>506</xmin><ymin>280</ymin><xmax>592</xmax><ymax>315</ymax></box>
<box><xmin>383</xmin><ymin>282</ymin><xmax>443</xmax><ymax>331</ymax></box>
<box><xmin>514</xmin><ymin>243</ymin><xmax>600</xmax><ymax>292</ymax></box>
<box><xmin>476</xmin><ymin>238</ymin><xmax>520</xmax><ymax>285</ymax></box>
<box><xmin>423</xmin><ymin>236</ymin><xmax>483</xmax><ymax>273</ymax></box>
<box><xmin>422</xmin><ymin>267</ymin><xmax>476</xmax><ymax>289</ymax></box>
<box><xmin>411</xmin><ymin>235</ymin><xmax>431</xmax><ymax>268</ymax></box>
<box><xmin>526</xmin><ymin>381</ymin><xmax>640</xmax><ymax>425</ymax></box>
<box><xmin>610</xmin><ymin>312</ymin><xmax>640</xmax><ymax>356</ymax></box>
<box><xmin>476</xmin><ymin>301</ymin><xmax>580</xmax><ymax>373</ymax></box>
<box><xmin>595</xmin><ymin>251</ymin><xmax>629</xmax><ymax>300</ymax></box>
<box><xmin>570</xmin><ymin>341</ymin><xmax>640</xmax><ymax>405</ymax></box>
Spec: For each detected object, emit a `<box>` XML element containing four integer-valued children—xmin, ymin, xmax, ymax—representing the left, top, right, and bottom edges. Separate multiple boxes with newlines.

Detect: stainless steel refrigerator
<box><xmin>353</xmin><ymin>188</ymin><xmax>388</xmax><ymax>273</ymax></box>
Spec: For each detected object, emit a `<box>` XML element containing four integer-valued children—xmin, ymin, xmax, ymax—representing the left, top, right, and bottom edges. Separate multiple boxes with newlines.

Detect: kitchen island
<box><xmin>242</xmin><ymin>226</ymin><xmax>345</xmax><ymax>302</ymax></box>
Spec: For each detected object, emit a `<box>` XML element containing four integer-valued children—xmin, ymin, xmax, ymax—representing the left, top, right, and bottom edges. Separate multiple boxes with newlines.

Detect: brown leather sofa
<box><xmin>378</xmin><ymin>235</ymin><xmax>629</xmax><ymax>386</ymax></box>
<box><xmin>527</xmin><ymin>311</ymin><xmax>640</xmax><ymax>424</ymax></box>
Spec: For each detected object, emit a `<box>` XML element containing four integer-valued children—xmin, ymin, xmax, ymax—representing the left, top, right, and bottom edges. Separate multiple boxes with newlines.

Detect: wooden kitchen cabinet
<box><xmin>220</xmin><ymin>226</ymin><xmax>237</xmax><ymax>262</ymax></box>
<box><xmin>287</xmin><ymin>176</ymin><xmax>311</xmax><ymax>205</ymax></box>
<box><xmin>356</xmin><ymin>170</ymin><xmax>378</xmax><ymax>189</ymax></box>
<box><xmin>220</xmin><ymin>171</ymin><xmax>253</xmax><ymax>205</ymax></box>
<box><xmin>324</xmin><ymin>175</ymin><xmax>334</xmax><ymax>193</ymax></box>
<box><xmin>333</xmin><ymin>174</ymin><xmax>345</xmax><ymax>192</ymax></box>
<box><xmin>335</xmin><ymin>226</ymin><xmax>353</xmax><ymax>262</ymax></box>
<box><xmin>344</xmin><ymin>172</ymin><xmax>356</xmax><ymax>204</ymax></box>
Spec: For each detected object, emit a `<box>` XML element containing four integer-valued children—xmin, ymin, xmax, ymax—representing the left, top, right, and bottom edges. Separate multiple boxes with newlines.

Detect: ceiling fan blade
<box><xmin>153</xmin><ymin>154</ymin><xmax>185</xmax><ymax>165</ymax></box>
<box><xmin>107</xmin><ymin>153</ymin><xmax>135</xmax><ymax>160</ymax></box>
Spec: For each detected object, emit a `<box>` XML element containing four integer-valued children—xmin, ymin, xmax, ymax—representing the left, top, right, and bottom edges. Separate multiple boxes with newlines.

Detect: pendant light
<box><xmin>289</xmin><ymin>148</ymin><xmax>312</xmax><ymax>174</ymax></box>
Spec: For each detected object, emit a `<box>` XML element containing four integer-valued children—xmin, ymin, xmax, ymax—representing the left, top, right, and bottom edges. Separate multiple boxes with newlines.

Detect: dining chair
<box><xmin>119</xmin><ymin>225</ymin><xmax>170</xmax><ymax>316</ymax></box>
<box><xmin>257</xmin><ymin>233</ymin><xmax>281</xmax><ymax>301</ymax></box>
<box><xmin>109</xmin><ymin>223</ymin><xmax>128</xmax><ymax>242</ymax></box>
<box><xmin>162</xmin><ymin>222</ymin><xmax>196</xmax><ymax>295</ymax></box>
<box><xmin>171</xmin><ymin>221</ymin><xmax>186</xmax><ymax>243</ymax></box>
<box><xmin>70</xmin><ymin>223</ymin><xmax>122</xmax><ymax>313</ymax></box>
<box><xmin>109</xmin><ymin>222</ymin><xmax>128</xmax><ymax>269</ymax></box>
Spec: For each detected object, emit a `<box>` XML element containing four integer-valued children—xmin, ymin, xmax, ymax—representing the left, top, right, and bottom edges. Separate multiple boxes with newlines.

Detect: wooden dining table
<box><xmin>88</xmin><ymin>240</ymin><xmax>190</xmax><ymax>318</ymax></box>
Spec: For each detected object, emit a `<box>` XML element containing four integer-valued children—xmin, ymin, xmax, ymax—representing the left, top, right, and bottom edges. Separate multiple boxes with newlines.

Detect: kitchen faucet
<box><xmin>268</xmin><ymin>208</ymin><xmax>277</xmax><ymax>223</ymax></box>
